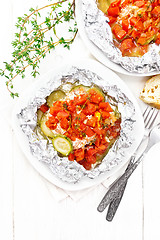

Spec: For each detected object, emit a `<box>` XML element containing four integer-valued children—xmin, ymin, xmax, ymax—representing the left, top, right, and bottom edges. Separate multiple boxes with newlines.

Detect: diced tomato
<box><xmin>108</xmin><ymin>16</ymin><xmax>117</xmax><ymax>25</ymax></box>
<box><xmin>107</xmin><ymin>7</ymin><xmax>119</xmax><ymax>17</ymax></box>
<box><xmin>85</xmin><ymin>102</ymin><xmax>97</xmax><ymax>115</ymax></box>
<box><xmin>45</xmin><ymin>117</ymin><xmax>58</xmax><ymax>130</ymax></box>
<box><xmin>79</xmin><ymin>122</ymin><xmax>86</xmax><ymax>131</ymax></box>
<box><xmin>65</xmin><ymin>129</ymin><xmax>77</xmax><ymax>141</ymax></box>
<box><xmin>90</xmin><ymin>94</ymin><xmax>103</xmax><ymax>104</ymax></box>
<box><xmin>68</xmin><ymin>152</ymin><xmax>74</xmax><ymax>161</ymax></box>
<box><xmin>130</xmin><ymin>17</ymin><xmax>143</xmax><ymax>30</ymax></box>
<box><xmin>137</xmin><ymin>36</ymin><xmax>147</xmax><ymax>45</ymax></box>
<box><xmin>74</xmin><ymin>149</ymin><xmax>85</xmax><ymax>162</ymax></box>
<box><xmin>50</xmin><ymin>104</ymin><xmax>62</xmax><ymax>116</ymax></box>
<box><xmin>152</xmin><ymin>6</ymin><xmax>160</xmax><ymax>17</ymax></box>
<box><xmin>136</xmin><ymin>21</ymin><xmax>143</xmax><ymax>31</ymax></box>
<box><xmin>121</xmin><ymin>0</ymin><xmax>132</xmax><ymax>8</ymax></box>
<box><xmin>93</xmin><ymin>127</ymin><xmax>105</xmax><ymax>136</ymax></box>
<box><xmin>134</xmin><ymin>1</ymin><xmax>145</xmax><ymax>7</ymax></box>
<box><xmin>101</xmin><ymin>111</ymin><xmax>110</xmax><ymax>119</ymax></box>
<box><xmin>84</xmin><ymin>126</ymin><xmax>95</xmax><ymax>137</ymax></box>
<box><xmin>86</xmin><ymin>155</ymin><xmax>97</xmax><ymax>164</ymax></box>
<box><xmin>155</xmin><ymin>33</ymin><xmax>160</xmax><ymax>45</ymax></box>
<box><xmin>112</xmin><ymin>24</ymin><xmax>127</xmax><ymax>40</ymax></box>
<box><xmin>100</xmin><ymin>136</ymin><xmax>107</xmax><ymax>145</ymax></box>
<box><xmin>57</xmin><ymin>111</ymin><xmax>70</xmax><ymax>119</ymax></box>
<box><xmin>111</xmin><ymin>131</ymin><xmax>118</xmax><ymax>138</ymax></box>
<box><xmin>99</xmin><ymin>102</ymin><xmax>113</xmax><ymax>112</ymax></box>
<box><xmin>60</xmin><ymin>118</ymin><xmax>69</xmax><ymax>130</ymax></box>
<box><xmin>74</xmin><ymin>94</ymin><xmax>88</xmax><ymax>105</ymax></box>
<box><xmin>67</xmin><ymin>100</ymin><xmax>76</xmax><ymax>112</ymax></box>
<box><xmin>96</xmin><ymin>144</ymin><xmax>107</xmax><ymax>154</ymax></box>
<box><xmin>122</xmin><ymin>19</ymin><xmax>129</xmax><ymax>32</ymax></box>
<box><xmin>82</xmin><ymin>161</ymin><xmax>92</xmax><ymax>170</ymax></box>
<box><xmin>95</xmin><ymin>137</ymin><xmax>100</xmax><ymax>147</ymax></box>
<box><xmin>152</xmin><ymin>0</ymin><xmax>160</xmax><ymax>8</ymax></box>
<box><xmin>86</xmin><ymin>116</ymin><xmax>97</xmax><ymax>128</ymax></box>
<box><xmin>120</xmin><ymin>39</ymin><xmax>134</xmax><ymax>52</ymax></box>
<box><xmin>88</xmin><ymin>89</ymin><xmax>104</xmax><ymax>104</ymax></box>
<box><xmin>131</xmin><ymin>30</ymin><xmax>141</xmax><ymax>39</ymax></box>
<box><xmin>39</xmin><ymin>103</ymin><xmax>49</xmax><ymax>113</ymax></box>
<box><xmin>86</xmin><ymin>147</ymin><xmax>97</xmax><ymax>156</ymax></box>
<box><xmin>79</xmin><ymin>112</ymin><xmax>86</xmax><ymax>122</ymax></box>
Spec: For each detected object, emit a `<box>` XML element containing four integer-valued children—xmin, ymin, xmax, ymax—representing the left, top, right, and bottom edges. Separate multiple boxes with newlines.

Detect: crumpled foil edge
<box><xmin>17</xmin><ymin>66</ymin><xmax>136</xmax><ymax>183</ymax></box>
<box><xmin>81</xmin><ymin>0</ymin><xmax>160</xmax><ymax>74</ymax></box>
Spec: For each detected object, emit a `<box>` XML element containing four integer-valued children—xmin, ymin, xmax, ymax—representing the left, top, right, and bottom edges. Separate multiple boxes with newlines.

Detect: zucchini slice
<box><xmin>47</xmin><ymin>90</ymin><xmax>66</xmax><ymax>107</ymax></box>
<box><xmin>37</xmin><ymin>109</ymin><xmax>44</xmax><ymax>126</ymax></box>
<box><xmin>40</xmin><ymin>113</ymin><xmax>55</xmax><ymax>138</ymax></box>
<box><xmin>52</xmin><ymin>135</ymin><xmax>73</xmax><ymax>156</ymax></box>
<box><xmin>70</xmin><ymin>84</ymin><xmax>90</xmax><ymax>93</ymax></box>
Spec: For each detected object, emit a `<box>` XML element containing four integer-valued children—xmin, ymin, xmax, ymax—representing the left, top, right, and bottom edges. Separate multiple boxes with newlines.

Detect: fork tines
<box><xmin>143</xmin><ymin>106</ymin><xmax>159</xmax><ymax>129</ymax></box>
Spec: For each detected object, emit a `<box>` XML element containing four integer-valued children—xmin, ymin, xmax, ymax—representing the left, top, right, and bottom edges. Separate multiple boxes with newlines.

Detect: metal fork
<box><xmin>97</xmin><ymin>106</ymin><xmax>159</xmax><ymax>219</ymax></box>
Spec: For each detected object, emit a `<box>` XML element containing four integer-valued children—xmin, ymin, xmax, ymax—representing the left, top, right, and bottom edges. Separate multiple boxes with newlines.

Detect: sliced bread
<box><xmin>140</xmin><ymin>75</ymin><xmax>160</xmax><ymax>109</ymax></box>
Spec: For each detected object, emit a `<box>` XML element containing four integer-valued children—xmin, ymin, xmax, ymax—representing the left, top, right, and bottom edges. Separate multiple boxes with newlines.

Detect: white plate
<box><xmin>75</xmin><ymin>0</ymin><xmax>160</xmax><ymax>77</ymax></box>
<box><xmin>12</xmin><ymin>59</ymin><xmax>144</xmax><ymax>191</ymax></box>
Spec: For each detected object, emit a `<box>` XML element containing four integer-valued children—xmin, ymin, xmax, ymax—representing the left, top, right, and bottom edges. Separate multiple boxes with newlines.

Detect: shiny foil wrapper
<box><xmin>17</xmin><ymin>66</ymin><xmax>135</xmax><ymax>183</ymax></box>
<box><xmin>81</xmin><ymin>0</ymin><xmax>160</xmax><ymax>74</ymax></box>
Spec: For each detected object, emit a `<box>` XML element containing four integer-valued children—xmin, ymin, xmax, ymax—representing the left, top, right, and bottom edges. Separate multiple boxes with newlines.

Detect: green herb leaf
<box><xmin>0</xmin><ymin>0</ymin><xmax>78</xmax><ymax>98</ymax></box>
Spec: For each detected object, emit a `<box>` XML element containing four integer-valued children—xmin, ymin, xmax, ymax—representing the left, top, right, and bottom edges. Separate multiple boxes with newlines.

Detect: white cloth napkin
<box><xmin>4</xmin><ymin>102</ymin><xmax>127</xmax><ymax>202</ymax></box>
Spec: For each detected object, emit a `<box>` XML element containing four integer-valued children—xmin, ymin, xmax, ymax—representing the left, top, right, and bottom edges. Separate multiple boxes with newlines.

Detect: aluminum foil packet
<box><xmin>17</xmin><ymin>66</ymin><xmax>135</xmax><ymax>183</ymax></box>
<box><xmin>81</xmin><ymin>0</ymin><xmax>160</xmax><ymax>73</ymax></box>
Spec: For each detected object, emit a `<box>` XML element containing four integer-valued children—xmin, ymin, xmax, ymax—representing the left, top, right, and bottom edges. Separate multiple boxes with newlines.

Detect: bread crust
<box><xmin>140</xmin><ymin>75</ymin><xmax>160</xmax><ymax>109</ymax></box>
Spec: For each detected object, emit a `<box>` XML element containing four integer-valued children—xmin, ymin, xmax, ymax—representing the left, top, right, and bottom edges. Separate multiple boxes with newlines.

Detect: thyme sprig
<box><xmin>0</xmin><ymin>0</ymin><xmax>77</xmax><ymax>98</ymax></box>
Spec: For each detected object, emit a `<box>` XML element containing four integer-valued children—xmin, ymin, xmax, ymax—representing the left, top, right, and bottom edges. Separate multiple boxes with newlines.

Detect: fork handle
<box><xmin>106</xmin><ymin>179</ymin><xmax>127</xmax><ymax>221</ymax></box>
<box><xmin>97</xmin><ymin>154</ymin><xmax>144</xmax><ymax>212</ymax></box>
<box><xmin>106</xmin><ymin>159</ymin><xmax>134</xmax><ymax>221</ymax></box>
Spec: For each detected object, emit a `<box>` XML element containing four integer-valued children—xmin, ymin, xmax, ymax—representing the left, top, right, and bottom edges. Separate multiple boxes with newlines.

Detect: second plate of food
<box><xmin>12</xmin><ymin>59</ymin><xmax>144</xmax><ymax>190</ymax></box>
<box><xmin>75</xmin><ymin>0</ymin><xmax>160</xmax><ymax>76</ymax></box>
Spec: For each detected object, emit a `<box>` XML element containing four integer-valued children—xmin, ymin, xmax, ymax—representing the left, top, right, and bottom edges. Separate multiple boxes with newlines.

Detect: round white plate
<box><xmin>75</xmin><ymin>0</ymin><xmax>160</xmax><ymax>77</ymax></box>
<box><xmin>12</xmin><ymin>59</ymin><xmax>144</xmax><ymax>191</ymax></box>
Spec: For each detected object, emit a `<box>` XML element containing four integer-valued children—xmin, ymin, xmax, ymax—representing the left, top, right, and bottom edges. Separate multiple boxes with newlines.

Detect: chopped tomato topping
<box><xmin>95</xmin><ymin>137</ymin><xmax>100</xmax><ymax>147</ymax></box>
<box><xmin>96</xmin><ymin>144</ymin><xmax>107</xmax><ymax>154</ymax></box>
<box><xmin>120</xmin><ymin>39</ymin><xmax>134</xmax><ymax>55</ymax></box>
<box><xmin>122</xmin><ymin>19</ymin><xmax>129</xmax><ymax>32</ymax></box>
<box><xmin>107</xmin><ymin>0</ymin><xmax>160</xmax><ymax>56</ymax></box>
<box><xmin>84</xmin><ymin>126</ymin><xmax>95</xmax><ymax>137</ymax></box>
<box><xmin>107</xmin><ymin>7</ymin><xmax>120</xmax><ymax>17</ymax></box>
<box><xmin>86</xmin><ymin>155</ymin><xmax>97</xmax><ymax>164</ymax></box>
<box><xmin>134</xmin><ymin>1</ymin><xmax>145</xmax><ymax>7</ymax></box>
<box><xmin>43</xmin><ymin>85</ymin><xmax>121</xmax><ymax>170</ymax></box>
<box><xmin>86</xmin><ymin>147</ymin><xmax>97</xmax><ymax>156</ymax></box>
<box><xmin>99</xmin><ymin>102</ymin><xmax>113</xmax><ymax>112</ymax></box>
<box><xmin>39</xmin><ymin>103</ymin><xmax>49</xmax><ymax>113</ymax></box>
<box><xmin>45</xmin><ymin>117</ymin><xmax>58</xmax><ymax>130</ymax></box>
<box><xmin>85</xmin><ymin>102</ymin><xmax>97</xmax><ymax>115</ymax></box>
<box><xmin>75</xmin><ymin>94</ymin><xmax>88</xmax><ymax>105</ymax></box>
<box><xmin>89</xmin><ymin>89</ymin><xmax>104</xmax><ymax>104</ymax></box>
<box><xmin>57</xmin><ymin>111</ymin><xmax>70</xmax><ymax>119</ymax></box>
<box><xmin>101</xmin><ymin>111</ymin><xmax>110</xmax><ymax>119</ymax></box>
<box><xmin>152</xmin><ymin>6</ymin><xmax>160</xmax><ymax>17</ymax></box>
<box><xmin>112</xmin><ymin>24</ymin><xmax>127</xmax><ymax>40</ymax></box>
<box><xmin>60</xmin><ymin>118</ymin><xmax>69</xmax><ymax>130</ymax></box>
<box><xmin>68</xmin><ymin>152</ymin><xmax>74</xmax><ymax>161</ymax></box>
<box><xmin>155</xmin><ymin>33</ymin><xmax>160</xmax><ymax>45</ymax></box>
<box><xmin>82</xmin><ymin>161</ymin><xmax>92</xmax><ymax>170</ymax></box>
<box><xmin>108</xmin><ymin>16</ymin><xmax>117</xmax><ymax>25</ymax></box>
<box><xmin>74</xmin><ymin>149</ymin><xmax>85</xmax><ymax>162</ymax></box>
